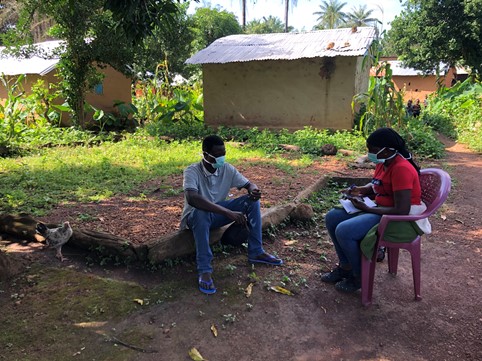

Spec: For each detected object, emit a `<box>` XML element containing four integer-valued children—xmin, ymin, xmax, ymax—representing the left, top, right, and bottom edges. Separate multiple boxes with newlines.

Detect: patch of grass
<box><xmin>0</xmin><ymin>267</ymin><xmax>150</xmax><ymax>361</ymax></box>
<box><xmin>0</xmin><ymin>137</ymin><xmax>265</xmax><ymax>216</ymax></box>
<box><xmin>0</xmin><ymin>264</ymin><xmax>197</xmax><ymax>361</ymax></box>
<box><xmin>306</xmin><ymin>180</ymin><xmax>341</xmax><ymax>214</ymax></box>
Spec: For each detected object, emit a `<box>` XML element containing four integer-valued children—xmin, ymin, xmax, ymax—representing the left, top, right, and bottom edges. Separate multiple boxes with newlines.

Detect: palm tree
<box><xmin>245</xmin><ymin>15</ymin><xmax>287</xmax><ymax>34</ymax></box>
<box><xmin>313</xmin><ymin>0</ymin><xmax>347</xmax><ymax>30</ymax></box>
<box><xmin>239</xmin><ymin>0</ymin><xmax>299</xmax><ymax>33</ymax></box>
<box><xmin>345</xmin><ymin>4</ymin><xmax>381</xmax><ymax>28</ymax></box>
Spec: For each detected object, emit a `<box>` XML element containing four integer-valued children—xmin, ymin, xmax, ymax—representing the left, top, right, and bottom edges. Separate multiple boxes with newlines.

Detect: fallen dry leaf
<box><xmin>284</xmin><ymin>240</ymin><xmax>298</xmax><ymax>246</ymax></box>
<box><xmin>245</xmin><ymin>283</ymin><xmax>253</xmax><ymax>298</ymax></box>
<box><xmin>133</xmin><ymin>298</ymin><xmax>144</xmax><ymax>305</ymax></box>
<box><xmin>189</xmin><ymin>347</ymin><xmax>207</xmax><ymax>361</ymax></box>
<box><xmin>269</xmin><ymin>286</ymin><xmax>294</xmax><ymax>296</ymax></box>
<box><xmin>441</xmin><ymin>214</ymin><xmax>447</xmax><ymax>221</ymax></box>
<box><xmin>210</xmin><ymin>324</ymin><xmax>218</xmax><ymax>337</ymax></box>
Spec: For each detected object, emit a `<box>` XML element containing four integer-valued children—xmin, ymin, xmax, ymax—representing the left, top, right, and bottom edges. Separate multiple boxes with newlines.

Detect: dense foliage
<box><xmin>386</xmin><ymin>0</ymin><xmax>482</xmax><ymax>76</ymax></box>
<box><xmin>2</xmin><ymin>0</ymin><xmax>183</xmax><ymax>127</ymax></box>
<box><xmin>352</xmin><ymin>41</ymin><xmax>406</xmax><ymax>134</ymax></box>
<box><xmin>191</xmin><ymin>7</ymin><xmax>242</xmax><ymax>52</ymax></box>
<box><xmin>245</xmin><ymin>16</ymin><xmax>289</xmax><ymax>34</ymax></box>
<box><xmin>422</xmin><ymin>79</ymin><xmax>482</xmax><ymax>152</ymax></box>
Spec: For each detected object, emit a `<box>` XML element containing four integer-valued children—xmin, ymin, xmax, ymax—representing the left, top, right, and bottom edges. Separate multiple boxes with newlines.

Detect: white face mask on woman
<box><xmin>367</xmin><ymin>147</ymin><xmax>397</xmax><ymax>164</ymax></box>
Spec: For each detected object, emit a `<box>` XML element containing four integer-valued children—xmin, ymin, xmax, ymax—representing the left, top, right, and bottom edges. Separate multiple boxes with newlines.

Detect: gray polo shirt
<box><xmin>180</xmin><ymin>161</ymin><xmax>249</xmax><ymax>229</ymax></box>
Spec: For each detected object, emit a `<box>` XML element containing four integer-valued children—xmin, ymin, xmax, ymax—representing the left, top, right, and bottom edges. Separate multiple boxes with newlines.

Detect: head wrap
<box><xmin>366</xmin><ymin>127</ymin><xmax>411</xmax><ymax>159</ymax></box>
<box><xmin>367</xmin><ymin>127</ymin><xmax>420</xmax><ymax>173</ymax></box>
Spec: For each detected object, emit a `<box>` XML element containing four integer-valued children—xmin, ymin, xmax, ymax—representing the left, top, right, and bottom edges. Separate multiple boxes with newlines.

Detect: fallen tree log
<box><xmin>0</xmin><ymin>214</ymin><xmax>138</xmax><ymax>260</ymax></box>
<box><xmin>0</xmin><ymin>175</ymin><xmax>329</xmax><ymax>265</ymax></box>
<box><xmin>145</xmin><ymin>202</ymin><xmax>297</xmax><ymax>264</ymax></box>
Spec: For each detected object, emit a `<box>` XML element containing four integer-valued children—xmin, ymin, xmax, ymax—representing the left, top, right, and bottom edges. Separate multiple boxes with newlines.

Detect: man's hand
<box><xmin>226</xmin><ymin>210</ymin><xmax>248</xmax><ymax>226</ymax></box>
<box><xmin>249</xmin><ymin>188</ymin><xmax>262</xmax><ymax>200</ymax></box>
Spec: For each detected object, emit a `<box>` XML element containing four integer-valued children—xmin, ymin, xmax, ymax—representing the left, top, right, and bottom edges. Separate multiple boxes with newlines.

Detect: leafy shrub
<box><xmin>398</xmin><ymin>121</ymin><xmax>445</xmax><ymax>159</ymax></box>
<box><xmin>424</xmin><ymin>78</ymin><xmax>482</xmax><ymax>152</ymax></box>
<box><xmin>132</xmin><ymin>63</ymin><xmax>204</xmax><ymax>126</ymax></box>
<box><xmin>0</xmin><ymin>74</ymin><xmax>30</xmax><ymax>149</ymax></box>
<box><xmin>420</xmin><ymin>112</ymin><xmax>457</xmax><ymax>139</ymax></box>
<box><xmin>352</xmin><ymin>41</ymin><xmax>406</xmax><ymax>135</ymax></box>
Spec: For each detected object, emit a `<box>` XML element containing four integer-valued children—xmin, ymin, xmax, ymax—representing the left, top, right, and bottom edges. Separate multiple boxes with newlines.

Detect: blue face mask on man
<box><xmin>204</xmin><ymin>152</ymin><xmax>226</xmax><ymax>169</ymax></box>
<box><xmin>367</xmin><ymin>147</ymin><xmax>397</xmax><ymax>164</ymax></box>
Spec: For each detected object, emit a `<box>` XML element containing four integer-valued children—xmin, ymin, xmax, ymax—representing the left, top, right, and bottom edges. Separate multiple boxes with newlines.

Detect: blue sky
<box><xmin>189</xmin><ymin>0</ymin><xmax>404</xmax><ymax>32</ymax></box>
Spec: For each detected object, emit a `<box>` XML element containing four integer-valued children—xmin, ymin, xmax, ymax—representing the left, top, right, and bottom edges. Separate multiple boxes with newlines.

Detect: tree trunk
<box><xmin>284</xmin><ymin>0</ymin><xmax>289</xmax><ymax>32</ymax></box>
<box><xmin>0</xmin><ymin>214</ymin><xmax>139</xmax><ymax>260</ymax></box>
<box><xmin>0</xmin><ymin>176</ymin><xmax>329</xmax><ymax>265</ymax></box>
<box><xmin>241</xmin><ymin>0</ymin><xmax>246</xmax><ymax>30</ymax></box>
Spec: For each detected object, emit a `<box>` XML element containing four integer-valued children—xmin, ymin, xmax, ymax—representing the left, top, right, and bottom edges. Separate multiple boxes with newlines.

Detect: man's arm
<box><xmin>244</xmin><ymin>182</ymin><xmax>262</xmax><ymax>200</ymax></box>
<box><xmin>185</xmin><ymin>190</ymin><xmax>247</xmax><ymax>225</ymax></box>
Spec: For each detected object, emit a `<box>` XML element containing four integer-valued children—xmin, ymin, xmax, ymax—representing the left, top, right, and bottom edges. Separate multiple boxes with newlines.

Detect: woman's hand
<box><xmin>341</xmin><ymin>184</ymin><xmax>372</xmax><ymax>198</ymax></box>
<box><xmin>350</xmin><ymin>197</ymin><xmax>370</xmax><ymax>211</ymax></box>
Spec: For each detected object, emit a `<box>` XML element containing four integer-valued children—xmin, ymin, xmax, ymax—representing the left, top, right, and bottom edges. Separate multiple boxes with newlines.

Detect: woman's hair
<box><xmin>367</xmin><ymin>127</ymin><xmax>420</xmax><ymax>173</ymax></box>
<box><xmin>202</xmin><ymin>135</ymin><xmax>224</xmax><ymax>153</ymax></box>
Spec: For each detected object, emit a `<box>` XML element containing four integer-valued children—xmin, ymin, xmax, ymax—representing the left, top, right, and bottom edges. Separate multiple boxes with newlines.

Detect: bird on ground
<box><xmin>35</xmin><ymin>221</ymin><xmax>73</xmax><ymax>262</ymax></box>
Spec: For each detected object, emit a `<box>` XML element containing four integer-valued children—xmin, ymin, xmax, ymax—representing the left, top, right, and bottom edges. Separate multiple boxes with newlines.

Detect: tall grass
<box><xmin>422</xmin><ymin>78</ymin><xmax>482</xmax><ymax>153</ymax></box>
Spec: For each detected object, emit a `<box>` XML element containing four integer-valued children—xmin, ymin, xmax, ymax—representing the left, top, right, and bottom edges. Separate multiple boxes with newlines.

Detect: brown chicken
<box><xmin>36</xmin><ymin>222</ymin><xmax>73</xmax><ymax>262</ymax></box>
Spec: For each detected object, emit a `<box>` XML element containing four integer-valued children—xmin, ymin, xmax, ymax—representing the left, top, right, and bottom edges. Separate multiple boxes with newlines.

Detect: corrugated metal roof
<box><xmin>186</xmin><ymin>27</ymin><xmax>377</xmax><ymax>64</ymax></box>
<box><xmin>387</xmin><ymin>60</ymin><xmax>431</xmax><ymax>76</ymax></box>
<box><xmin>0</xmin><ymin>40</ymin><xmax>62</xmax><ymax>76</ymax></box>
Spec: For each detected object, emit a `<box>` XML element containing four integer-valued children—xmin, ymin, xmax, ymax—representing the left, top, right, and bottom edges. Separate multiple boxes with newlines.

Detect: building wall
<box><xmin>393</xmin><ymin>71</ymin><xmax>453</xmax><ymax>102</ymax></box>
<box><xmin>0</xmin><ymin>66</ymin><xmax>131</xmax><ymax>117</ymax></box>
<box><xmin>85</xmin><ymin>65</ymin><xmax>132</xmax><ymax>112</ymax></box>
<box><xmin>392</xmin><ymin>75</ymin><xmax>437</xmax><ymax>102</ymax></box>
<box><xmin>203</xmin><ymin>57</ymin><xmax>366</xmax><ymax>131</ymax></box>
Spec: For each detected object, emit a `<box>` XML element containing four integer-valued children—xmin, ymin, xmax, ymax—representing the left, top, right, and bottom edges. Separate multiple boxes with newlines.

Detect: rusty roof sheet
<box><xmin>186</xmin><ymin>27</ymin><xmax>377</xmax><ymax>64</ymax></box>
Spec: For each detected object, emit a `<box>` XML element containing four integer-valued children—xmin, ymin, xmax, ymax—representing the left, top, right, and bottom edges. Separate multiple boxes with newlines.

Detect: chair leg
<box><xmin>387</xmin><ymin>247</ymin><xmax>400</xmax><ymax>274</ymax></box>
<box><xmin>361</xmin><ymin>255</ymin><xmax>377</xmax><ymax>307</ymax></box>
<box><xmin>410</xmin><ymin>242</ymin><xmax>422</xmax><ymax>301</ymax></box>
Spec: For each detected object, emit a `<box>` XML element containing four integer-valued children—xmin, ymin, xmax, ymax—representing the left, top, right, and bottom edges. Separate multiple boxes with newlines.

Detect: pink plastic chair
<box><xmin>361</xmin><ymin>168</ymin><xmax>451</xmax><ymax>306</ymax></box>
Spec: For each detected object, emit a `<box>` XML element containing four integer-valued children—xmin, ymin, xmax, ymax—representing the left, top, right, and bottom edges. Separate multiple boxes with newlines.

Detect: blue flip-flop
<box><xmin>198</xmin><ymin>276</ymin><xmax>217</xmax><ymax>295</ymax></box>
<box><xmin>248</xmin><ymin>253</ymin><xmax>283</xmax><ymax>266</ymax></box>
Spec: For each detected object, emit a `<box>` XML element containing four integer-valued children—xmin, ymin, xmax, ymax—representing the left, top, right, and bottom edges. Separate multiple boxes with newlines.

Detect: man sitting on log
<box><xmin>180</xmin><ymin>135</ymin><xmax>283</xmax><ymax>295</ymax></box>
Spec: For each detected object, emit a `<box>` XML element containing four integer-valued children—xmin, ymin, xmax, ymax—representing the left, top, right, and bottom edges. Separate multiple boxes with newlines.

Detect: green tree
<box><xmin>133</xmin><ymin>2</ymin><xmax>195</xmax><ymax>78</ymax></box>
<box><xmin>313</xmin><ymin>0</ymin><xmax>347</xmax><ymax>30</ymax></box>
<box><xmin>0</xmin><ymin>0</ymin><xmax>53</xmax><ymax>43</ymax></box>
<box><xmin>387</xmin><ymin>0</ymin><xmax>482</xmax><ymax>75</ymax></box>
<box><xmin>245</xmin><ymin>16</ymin><xmax>288</xmax><ymax>34</ymax></box>
<box><xmin>191</xmin><ymin>7</ymin><xmax>243</xmax><ymax>51</ymax></box>
<box><xmin>4</xmin><ymin>0</ymin><xmax>182</xmax><ymax>127</ymax></box>
<box><xmin>345</xmin><ymin>4</ymin><xmax>380</xmax><ymax>27</ymax></box>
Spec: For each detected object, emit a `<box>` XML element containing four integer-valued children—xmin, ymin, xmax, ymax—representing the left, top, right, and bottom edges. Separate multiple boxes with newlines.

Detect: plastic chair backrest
<box><xmin>418</xmin><ymin>168</ymin><xmax>451</xmax><ymax>217</ymax></box>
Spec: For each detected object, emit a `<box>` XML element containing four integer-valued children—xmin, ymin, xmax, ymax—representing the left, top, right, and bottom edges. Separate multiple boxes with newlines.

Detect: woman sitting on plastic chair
<box><xmin>321</xmin><ymin>127</ymin><xmax>431</xmax><ymax>293</ymax></box>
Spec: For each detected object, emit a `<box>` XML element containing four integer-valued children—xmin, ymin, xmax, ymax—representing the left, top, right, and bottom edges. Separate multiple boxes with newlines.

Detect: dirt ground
<box><xmin>1</xmin><ymin>137</ymin><xmax>481</xmax><ymax>361</ymax></box>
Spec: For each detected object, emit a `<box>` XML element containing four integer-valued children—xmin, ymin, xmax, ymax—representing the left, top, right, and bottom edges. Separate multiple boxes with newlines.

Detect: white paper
<box><xmin>339</xmin><ymin>197</ymin><xmax>376</xmax><ymax>214</ymax></box>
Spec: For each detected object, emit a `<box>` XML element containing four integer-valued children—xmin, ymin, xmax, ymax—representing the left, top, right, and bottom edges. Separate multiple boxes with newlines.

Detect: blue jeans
<box><xmin>187</xmin><ymin>194</ymin><xmax>264</xmax><ymax>274</ymax></box>
<box><xmin>325</xmin><ymin>208</ymin><xmax>381</xmax><ymax>277</ymax></box>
